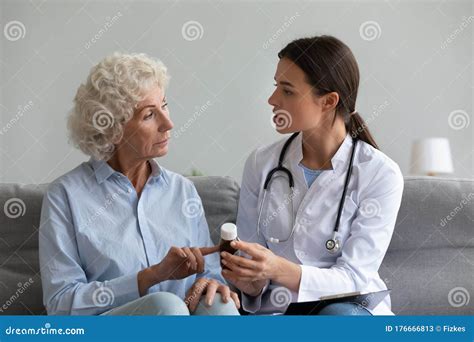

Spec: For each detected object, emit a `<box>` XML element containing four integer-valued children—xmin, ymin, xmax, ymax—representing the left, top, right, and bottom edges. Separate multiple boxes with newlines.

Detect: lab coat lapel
<box><xmin>286</xmin><ymin>133</ymin><xmax>356</xmax><ymax>215</ymax></box>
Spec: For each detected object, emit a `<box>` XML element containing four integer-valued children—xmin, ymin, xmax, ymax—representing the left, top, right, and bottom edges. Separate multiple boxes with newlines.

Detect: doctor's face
<box><xmin>268</xmin><ymin>58</ymin><xmax>336</xmax><ymax>134</ymax></box>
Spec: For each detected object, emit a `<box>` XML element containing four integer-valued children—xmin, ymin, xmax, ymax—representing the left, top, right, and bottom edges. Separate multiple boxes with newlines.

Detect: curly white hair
<box><xmin>67</xmin><ymin>52</ymin><xmax>170</xmax><ymax>160</ymax></box>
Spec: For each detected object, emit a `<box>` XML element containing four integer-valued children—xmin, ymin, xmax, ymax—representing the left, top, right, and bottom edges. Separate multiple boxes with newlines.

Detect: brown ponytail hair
<box><xmin>278</xmin><ymin>35</ymin><xmax>379</xmax><ymax>149</ymax></box>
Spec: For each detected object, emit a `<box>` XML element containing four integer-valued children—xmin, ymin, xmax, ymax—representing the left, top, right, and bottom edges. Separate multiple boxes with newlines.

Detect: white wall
<box><xmin>0</xmin><ymin>9</ymin><xmax>3</xmax><ymax>177</ymax></box>
<box><xmin>1</xmin><ymin>0</ymin><xmax>472</xmax><ymax>184</ymax></box>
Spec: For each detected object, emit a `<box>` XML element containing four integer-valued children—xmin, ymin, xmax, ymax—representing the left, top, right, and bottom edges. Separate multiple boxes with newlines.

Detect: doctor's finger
<box><xmin>222</xmin><ymin>271</ymin><xmax>256</xmax><ymax>285</ymax></box>
<box><xmin>223</xmin><ymin>262</ymin><xmax>258</xmax><ymax>278</ymax></box>
<box><xmin>221</xmin><ymin>258</ymin><xmax>257</xmax><ymax>276</ymax></box>
<box><xmin>221</xmin><ymin>252</ymin><xmax>258</xmax><ymax>269</ymax></box>
<box><xmin>221</xmin><ymin>269</ymin><xmax>238</xmax><ymax>284</ymax></box>
<box><xmin>231</xmin><ymin>240</ymin><xmax>266</xmax><ymax>259</ymax></box>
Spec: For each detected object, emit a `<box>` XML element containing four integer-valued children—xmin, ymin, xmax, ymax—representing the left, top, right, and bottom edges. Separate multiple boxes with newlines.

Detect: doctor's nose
<box><xmin>268</xmin><ymin>89</ymin><xmax>279</xmax><ymax>107</ymax></box>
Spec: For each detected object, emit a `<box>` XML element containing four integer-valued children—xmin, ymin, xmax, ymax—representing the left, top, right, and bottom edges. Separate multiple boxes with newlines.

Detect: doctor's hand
<box><xmin>220</xmin><ymin>241</ymin><xmax>278</xmax><ymax>296</ymax></box>
<box><xmin>221</xmin><ymin>240</ymin><xmax>302</xmax><ymax>294</ymax></box>
<box><xmin>184</xmin><ymin>277</ymin><xmax>241</xmax><ymax>313</ymax></box>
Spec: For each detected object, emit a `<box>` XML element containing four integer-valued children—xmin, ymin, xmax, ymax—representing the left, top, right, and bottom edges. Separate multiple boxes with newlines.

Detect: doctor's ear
<box><xmin>317</xmin><ymin>92</ymin><xmax>339</xmax><ymax>112</ymax></box>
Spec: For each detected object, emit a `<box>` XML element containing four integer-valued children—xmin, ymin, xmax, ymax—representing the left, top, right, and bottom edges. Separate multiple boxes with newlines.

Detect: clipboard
<box><xmin>284</xmin><ymin>289</ymin><xmax>391</xmax><ymax>315</ymax></box>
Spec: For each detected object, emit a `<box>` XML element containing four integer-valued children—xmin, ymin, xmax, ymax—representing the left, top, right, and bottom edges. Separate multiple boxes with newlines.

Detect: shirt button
<box><xmin>127</xmin><ymin>188</ymin><xmax>132</xmax><ymax>193</ymax></box>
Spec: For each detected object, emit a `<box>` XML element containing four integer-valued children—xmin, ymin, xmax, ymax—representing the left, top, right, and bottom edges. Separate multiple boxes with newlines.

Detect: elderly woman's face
<box><xmin>117</xmin><ymin>86</ymin><xmax>173</xmax><ymax>159</ymax></box>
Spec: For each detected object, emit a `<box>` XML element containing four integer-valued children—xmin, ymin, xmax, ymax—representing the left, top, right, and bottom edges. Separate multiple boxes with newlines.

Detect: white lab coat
<box><xmin>236</xmin><ymin>133</ymin><xmax>404</xmax><ymax>315</ymax></box>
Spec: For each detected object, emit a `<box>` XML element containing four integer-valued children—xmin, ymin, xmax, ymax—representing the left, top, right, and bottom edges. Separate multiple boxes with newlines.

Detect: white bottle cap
<box><xmin>220</xmin><ymin>223</ymin><xmax>238</xmax><ymax>241</ymax></box>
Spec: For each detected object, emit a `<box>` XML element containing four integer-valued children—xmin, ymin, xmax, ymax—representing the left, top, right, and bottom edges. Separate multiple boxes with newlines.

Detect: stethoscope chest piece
<box><xmin>325</xmin><ymin>235</ymin><xmax>341</xmax><ymax>254</ymax></box>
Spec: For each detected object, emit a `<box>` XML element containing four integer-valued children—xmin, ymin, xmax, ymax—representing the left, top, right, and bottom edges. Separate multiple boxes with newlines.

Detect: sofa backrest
<box><xmin>1</xmin><ymin>183</ymin><xmax>47</xmax><ymax>315</ymax></box>
<box><xmin>379</xmin><ymin>176</ymin><xmax>473</xmax><ymax>315</ymax></box>
<box><xmin>0</xmin><ymin>176</ymin><xmax>472</xmax><ymax>315</ymax></box>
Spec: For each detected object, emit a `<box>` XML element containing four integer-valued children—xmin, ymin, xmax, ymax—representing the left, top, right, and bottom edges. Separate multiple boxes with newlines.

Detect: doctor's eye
<box><xmin>273</xmin><ymin>83</ymin><xmax>293</xmax><ymax>95</ymax></box>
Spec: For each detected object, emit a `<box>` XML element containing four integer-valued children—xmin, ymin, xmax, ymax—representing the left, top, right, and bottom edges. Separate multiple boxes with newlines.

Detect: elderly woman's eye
<box><xmin>145</xmin><ymin>111</ymin><xmax>155</xmax><ymax>119</ymax></box>
<box><xmin>162</xmin><ymin>102</ymin><xmax>168</xmax><ymax>110</ymax></box>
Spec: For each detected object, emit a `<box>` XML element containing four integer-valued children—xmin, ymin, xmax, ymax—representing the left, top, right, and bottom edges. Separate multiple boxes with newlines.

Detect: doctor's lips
<box><xmin>272</xmin><ymin>109</ymin><xmax>293</xmax><ymax>129</ymax></box>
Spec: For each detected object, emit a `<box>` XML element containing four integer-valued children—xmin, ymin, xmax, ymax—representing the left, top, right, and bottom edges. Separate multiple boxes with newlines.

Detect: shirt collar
<box><xmin>89</xmin><ymin>157</ymin><xmax>165</xmax><ymax>185</ymax></box>
<box><xmin>289</xmin><ymin>132</ymin><xmax>355</xmax><ymax>172</ymax></box>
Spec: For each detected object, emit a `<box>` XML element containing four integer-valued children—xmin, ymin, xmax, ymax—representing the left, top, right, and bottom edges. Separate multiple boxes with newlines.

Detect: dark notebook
<box><xmin>284</xmin><ymin>289</ymin><xmax>391</xmax><ymax>315</ymax></box>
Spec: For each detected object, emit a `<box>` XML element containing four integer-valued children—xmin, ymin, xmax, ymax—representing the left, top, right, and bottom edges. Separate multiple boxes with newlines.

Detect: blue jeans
<box><xmin>318</xmin><ymin>302</ymin><xmax>373</xmax><ymax>316</ymax></box>
<box><xmin>101</xmin><ymin>292</ymin><xmax>240</xmax><ymax>316</ymax></box>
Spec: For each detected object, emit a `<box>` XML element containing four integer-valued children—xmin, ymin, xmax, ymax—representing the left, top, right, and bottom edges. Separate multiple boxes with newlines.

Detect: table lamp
<box><xmin>410</xmin><ymin>138</ymin><xmax>454</xmax><ymax>176</ymax></box>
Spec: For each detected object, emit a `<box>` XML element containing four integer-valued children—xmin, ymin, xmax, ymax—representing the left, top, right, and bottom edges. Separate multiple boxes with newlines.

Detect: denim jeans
<box><xmin>101</xmin><ymin>292</ymin><xmax>240</xmax><ymax>316</ymax></box>
<box><xmin>318</xmin><ymin>302</ymin><xmax>373</xmax><ymax>315</ymax></box>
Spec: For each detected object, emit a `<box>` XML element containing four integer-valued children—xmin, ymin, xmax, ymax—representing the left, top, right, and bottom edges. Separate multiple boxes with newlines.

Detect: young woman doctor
<box><xmin>221</xmin><ymin>35</ymin><xmax>404</xmax><ymax>315</ymax></box>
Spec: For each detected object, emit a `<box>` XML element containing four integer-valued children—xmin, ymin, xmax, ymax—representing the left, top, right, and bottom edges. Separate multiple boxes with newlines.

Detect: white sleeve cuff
<box><xmin>298</xmin><ymin>265</ymin><xmax>355</xmax><ymax>302</ymax></box>
<box><xmin>241</xmin><ymin>280</ymin><xmax>270</xmax><ymax>314</ymax></box>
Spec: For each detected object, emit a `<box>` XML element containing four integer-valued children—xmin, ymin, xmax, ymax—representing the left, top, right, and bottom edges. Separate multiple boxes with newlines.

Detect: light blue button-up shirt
<box><xmin>39</xmin><ymin>157</ymin><xmax>224</xmax><ymax>315</ymax></box>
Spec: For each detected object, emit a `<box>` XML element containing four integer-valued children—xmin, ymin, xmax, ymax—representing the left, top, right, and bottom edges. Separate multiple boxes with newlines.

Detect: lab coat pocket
<box><xmin>336</xmin><ymin>193</ymin><xmax>359</xmax><ymax>242</ymax></box>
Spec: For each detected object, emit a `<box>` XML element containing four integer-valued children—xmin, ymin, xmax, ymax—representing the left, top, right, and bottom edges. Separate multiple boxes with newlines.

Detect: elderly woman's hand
<box><xmin>184</xmin><ymin>277</ymin><xmax>241</xmax><ymax>313</ymax></box>
<box><xmin>138</xmin><ymin>245</ymin><xmax>220</xmax><ymax>296</ymax></box>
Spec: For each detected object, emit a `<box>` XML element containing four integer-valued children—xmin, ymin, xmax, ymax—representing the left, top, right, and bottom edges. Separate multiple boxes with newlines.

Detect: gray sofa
<box><xmin>0</xmin><ymin>176</ymin><xmax>472</xmax><ymax>315</ymax></box>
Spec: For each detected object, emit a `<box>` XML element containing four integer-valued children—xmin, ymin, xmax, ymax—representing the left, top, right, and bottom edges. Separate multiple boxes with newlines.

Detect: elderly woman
<box><xmin>39</xmin><ymin>53</ymin><xmax>240</xmax><ymax>316</ymax></box>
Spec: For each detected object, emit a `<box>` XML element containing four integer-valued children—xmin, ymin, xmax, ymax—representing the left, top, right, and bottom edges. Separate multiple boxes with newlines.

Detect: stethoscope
<box><xmin>256</xmin><ymin>132</ymin><xmax>358</xmax><ymax>254</ymax></box>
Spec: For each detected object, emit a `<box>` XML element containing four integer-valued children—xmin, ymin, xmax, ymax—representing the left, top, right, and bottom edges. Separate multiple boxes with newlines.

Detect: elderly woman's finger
<box><xmin>170</xmin><ymin>246</ymin><xmax>187</xmax><ymax>258</ymax></box>
<box><xmin>185</xmin><ymin>278</ymin><xmax>209</xmax><ymax>313</ymax></box>
<box><xmin>182</xmin><ymin>247</ymin><xmax>197</xmax><ymax>271</ymax></box>
<box><xmin>230</xmin><ymin>291</ymin><xmax>241</xmax><ymax>309</ymax></box>
<box><xmin>199</xmin><ymin>245</ymin><xmax>220</xmax><ymax>256</ymax></box>
<box><xmin>204</xmin><ymin>280</ymin><xmax>219</xmax><ymax>306</ymax></box>
<box><xmin>191</xmin><ymin>247</ymin><xmax>205</xmax><ymax>273</ymax></box>
<box><xmin>217</xmin><ymin>284</ymin><xmax>231</xmax><ymax>303</ymax></box>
